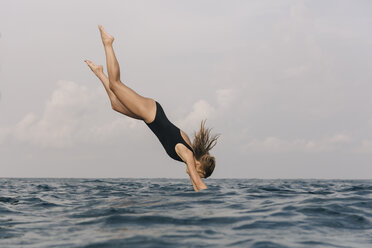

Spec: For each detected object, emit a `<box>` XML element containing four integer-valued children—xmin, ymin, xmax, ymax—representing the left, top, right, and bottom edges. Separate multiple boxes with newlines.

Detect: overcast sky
<box><xmin>1</xmin><ymin>0</ymin><xmax>372</xmax><ymax>179</ymax></box>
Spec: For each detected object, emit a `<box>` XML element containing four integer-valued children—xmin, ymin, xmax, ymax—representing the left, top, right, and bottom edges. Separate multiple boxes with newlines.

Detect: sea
<box><xmin>0</xmin><ymin>178</ymin><xmax>372</xmax><ymax>248</ymax></box>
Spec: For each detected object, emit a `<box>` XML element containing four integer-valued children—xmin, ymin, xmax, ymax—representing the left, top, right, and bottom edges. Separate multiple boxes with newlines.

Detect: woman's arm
<box><xmin>188</xmin><ymin>173</ymin><xmax>198</xmax><ymax>191</ymax></box>
<box><xmin>186</xmin><ymin>167</ymin><xmax>201</xmax><ymax>191</ymax></box>
<box><xmin>186</xmin><ymin>159</ymin><xmax>207</xmax><ymax>191</ymax></box>
<box><xmin>176</xmin><ymin>144</ymin><xmax>207</xmax><ymax>191</ymax></box>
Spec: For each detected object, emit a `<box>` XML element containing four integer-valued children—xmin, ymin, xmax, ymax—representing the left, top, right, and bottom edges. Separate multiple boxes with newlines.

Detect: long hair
<box><xmin>192</xmin><ymin>120</ymin><xmax>220</xmax><ymax>178</ymax></box>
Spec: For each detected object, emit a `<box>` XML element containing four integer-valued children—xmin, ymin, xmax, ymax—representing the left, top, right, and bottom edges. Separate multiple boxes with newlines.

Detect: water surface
<box><xmin>1</xmin><ymin>178</ymin><xmax>372</xmax><ymax>247</ymax></box>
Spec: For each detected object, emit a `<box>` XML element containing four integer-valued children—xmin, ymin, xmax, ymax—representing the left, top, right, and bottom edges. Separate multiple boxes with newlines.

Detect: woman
<box><xmin>85</xmin><ymin>25</ymin><xmax>219</xmax><ymax>191</ymax></box>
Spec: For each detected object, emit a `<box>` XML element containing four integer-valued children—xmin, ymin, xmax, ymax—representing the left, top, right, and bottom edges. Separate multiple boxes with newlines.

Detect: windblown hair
<box><xmin>192</xmin><ymin>120</ymin><xmax>220</xmax><ymax>178</ymax></box>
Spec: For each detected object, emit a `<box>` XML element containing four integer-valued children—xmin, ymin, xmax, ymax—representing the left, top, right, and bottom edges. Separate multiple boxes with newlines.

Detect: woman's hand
<box><xmin>177</xmin><ymin>144</ymin><xmax>207</xmax><ymax>192</ymax></box>
<box><xmin>186</xmin><ymin>162</ymin><xmax>207</xmax><ymax>191</ymax></box>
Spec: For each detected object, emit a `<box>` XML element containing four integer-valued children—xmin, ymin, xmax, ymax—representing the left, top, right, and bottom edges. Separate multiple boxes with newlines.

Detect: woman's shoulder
<box><xmin>175</xmin><ymin>142</ymin><xmax>194</xmax><ymax>163</ymax></box>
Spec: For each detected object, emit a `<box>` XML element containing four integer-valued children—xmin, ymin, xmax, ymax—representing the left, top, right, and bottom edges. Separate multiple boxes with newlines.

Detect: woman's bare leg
<box><xmin>85</xmin><ymin>59</ymin><xmax>142</xmax><ymax>119</ymax></box>
<box><xmin>98</xmin><ymin>25</ymin><xmax>156</xmax><ymax>124</ymax></box>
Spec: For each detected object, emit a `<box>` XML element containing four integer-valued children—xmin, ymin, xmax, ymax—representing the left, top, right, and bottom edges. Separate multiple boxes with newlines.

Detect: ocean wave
<box><xmin>0</xmin><ymin>197</ymin><xmax>19</xmax><ymax>205</ymax></box>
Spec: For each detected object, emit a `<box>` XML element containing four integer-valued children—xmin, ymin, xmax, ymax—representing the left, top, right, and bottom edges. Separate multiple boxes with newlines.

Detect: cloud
<box><xmin>289</xmin><ymin>0</ymin><xmax>307</xmax><ymax>22</ymax></box>
<box><xmin>177</xmin><ymin>99</ymin><xmax>216</xmax><ymax>132</ymax></box>
<box><xmin>354</xmin><ymin>140</ymin><xmax>372</xmax><ymax>154</ymax></box>
<box><xmin>241</xmin><ymin>134</ymin><xmax>352</xmax><ymax>153</ymax></box>
<box><xmin>2</xmin><ymin>82</ymin><xmax>237</xmax><ymax>147</ymax></box>
<box><xmin>284</xmin><ymin>65</ymin><xmax>309</xmax><ymax>78</ymax></box>
<box><xmin>353</xmin><ymin>118</ymin><xmax>372</xmax><ymax>153</ymax></box>
<box><xmin>216</xmin><ymin>88</ymin><xmax>236</xmax><ymax>109</ymax></box>
<box><xmin>0</xmin><ymin>126</ymin><xmax>9</xmax><ymax>143</ymax></box>
<box><xmin>1</xmin><ymin>80</ymin><xmax>142</xmax><ymax>147</ymax></box>
<box><xmin>176</xmin><ymin>88</ymin><xmax>236</xmax><ymax>132</ymax></box>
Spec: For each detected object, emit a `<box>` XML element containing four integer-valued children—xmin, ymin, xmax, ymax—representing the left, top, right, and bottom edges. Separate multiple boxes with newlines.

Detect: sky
<box><xmin>1</xmin><ymin>0</ymin><xmax>372</xmax><ymax>179</ymax></box>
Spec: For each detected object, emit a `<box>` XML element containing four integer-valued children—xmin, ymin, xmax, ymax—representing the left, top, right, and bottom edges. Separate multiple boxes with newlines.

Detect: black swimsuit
<box><xmin>146</xmin><ymin>101</ymin><xmax>194</xmax><ymax>162</ymax></box>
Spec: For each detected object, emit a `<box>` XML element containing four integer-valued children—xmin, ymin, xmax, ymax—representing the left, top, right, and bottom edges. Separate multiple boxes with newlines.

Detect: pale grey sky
<box><xmin>1</xmin><ymin>0</ymin><xmax>372</xmax><ymax>178</ymax></box>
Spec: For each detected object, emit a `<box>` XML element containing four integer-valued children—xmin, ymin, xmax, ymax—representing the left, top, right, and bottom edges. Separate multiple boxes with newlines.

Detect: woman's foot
<box><xmin>98</xmin><ymin>25</ymin><xmax>114</xmax><ymax>46</ymax></box>
<box><xmin>84</xmin><ymin>60</ymin><xmax>103</xmax><ymax>76</ymax></box>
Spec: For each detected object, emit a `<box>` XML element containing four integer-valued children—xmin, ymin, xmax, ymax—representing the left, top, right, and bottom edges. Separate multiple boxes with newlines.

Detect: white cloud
<box><xmin>177</xmin><ymin>99</ymin><xmax>216</xmax><ymax>132</ymax></box>
<box><xmin>354</xmin><ymin>140</ymin><xmax>372</xmax><ymax>154</ymax></box>
<box><xmin>176</xmin><ymin>88</ymin><xmax>236</xmax><ymax>132</ymax></box>
<box><xmin>353</xmin><ymin>119</ymin><xmax>372</xmax><ymax>153</ymax></box>
<box><xmin>241</xmin><ymin>134</ymin><xmax>352</xmax><ymax>153</ymax></box>
<box><xmin>289</xmin><ymin>0</ymin><xmax>306</xmax><ymax>22</ymax></box>
<box><xmin>1</xmin><ymin>80</ymin><xmax>142</xmax><ymax>147</ymax></box>
<box><xmin>3</xmin><ymin>82</ymin><xmax>236</xmax><ymax>148</ymax></box>
<box><xmin>0</xmin><ymin>127</ymin><xmax>10</xmax><ymax>143</ymax></box>
<box><xmin>216</xmin><ymin>88</ymin><xmax>235</xmax><ymax>109</ymax></box>
<box><xmin>284</xmin><ymin>65</ymin><xmax>309</xmax><ymax>78</ymax></box>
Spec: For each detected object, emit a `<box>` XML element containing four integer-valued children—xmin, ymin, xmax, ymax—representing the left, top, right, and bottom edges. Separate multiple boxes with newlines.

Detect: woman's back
<box><xmin>146</xmin><ymin>101</ymin><xmax>194</xmax><ymax>162</ymax></box>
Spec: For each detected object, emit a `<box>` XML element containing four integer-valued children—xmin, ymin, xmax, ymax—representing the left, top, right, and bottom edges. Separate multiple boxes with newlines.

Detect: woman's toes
<box><xmin>98</xmin><ymin>25</ymin><xmax>114</xmax><ymax>45</ymax></box>
<box><xmin>85</xmin><ymin>60</ymin><xmax>94</xmax><ymax>68</ymax></box>
<box><xmin>85</xmin><ymin>60</ymin><xmax>102</xmax><ymax>73</ymax></box>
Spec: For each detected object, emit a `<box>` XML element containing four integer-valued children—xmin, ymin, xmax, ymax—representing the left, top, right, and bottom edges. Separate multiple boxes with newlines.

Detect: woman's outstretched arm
<box><xmin>186</xmin><ymin>167</ymin><xmax>200</xmax><ymax>191</ymax></box>
<box><xmin>186</xmin><ymin>159</ymin><xmax>207</xmax><ymax>192</ymax></box>
<box><xmin>177</xmin><ymin>147</ymin><xmax>207</xmax><ymax>191</ymax></box>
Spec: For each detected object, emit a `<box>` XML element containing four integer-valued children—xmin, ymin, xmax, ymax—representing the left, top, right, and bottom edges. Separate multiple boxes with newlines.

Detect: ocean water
<box><xmin>1</xmin><ymin>179</ymin><xmax>372</xmax><ymax>248</ymax></box>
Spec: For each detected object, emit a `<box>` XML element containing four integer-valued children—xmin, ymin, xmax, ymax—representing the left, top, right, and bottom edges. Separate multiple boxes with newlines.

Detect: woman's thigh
<box><xmin>110</xmin><ymin>81</ymin><xmax>156</xmax><ymax>123</ymax></box>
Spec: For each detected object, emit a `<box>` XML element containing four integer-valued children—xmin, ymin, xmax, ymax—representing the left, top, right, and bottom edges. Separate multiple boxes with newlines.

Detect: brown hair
<box><xmin>192</xmin><ymin>120</ymin><xmax>220</xmax><ymax>178</ymax></box>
